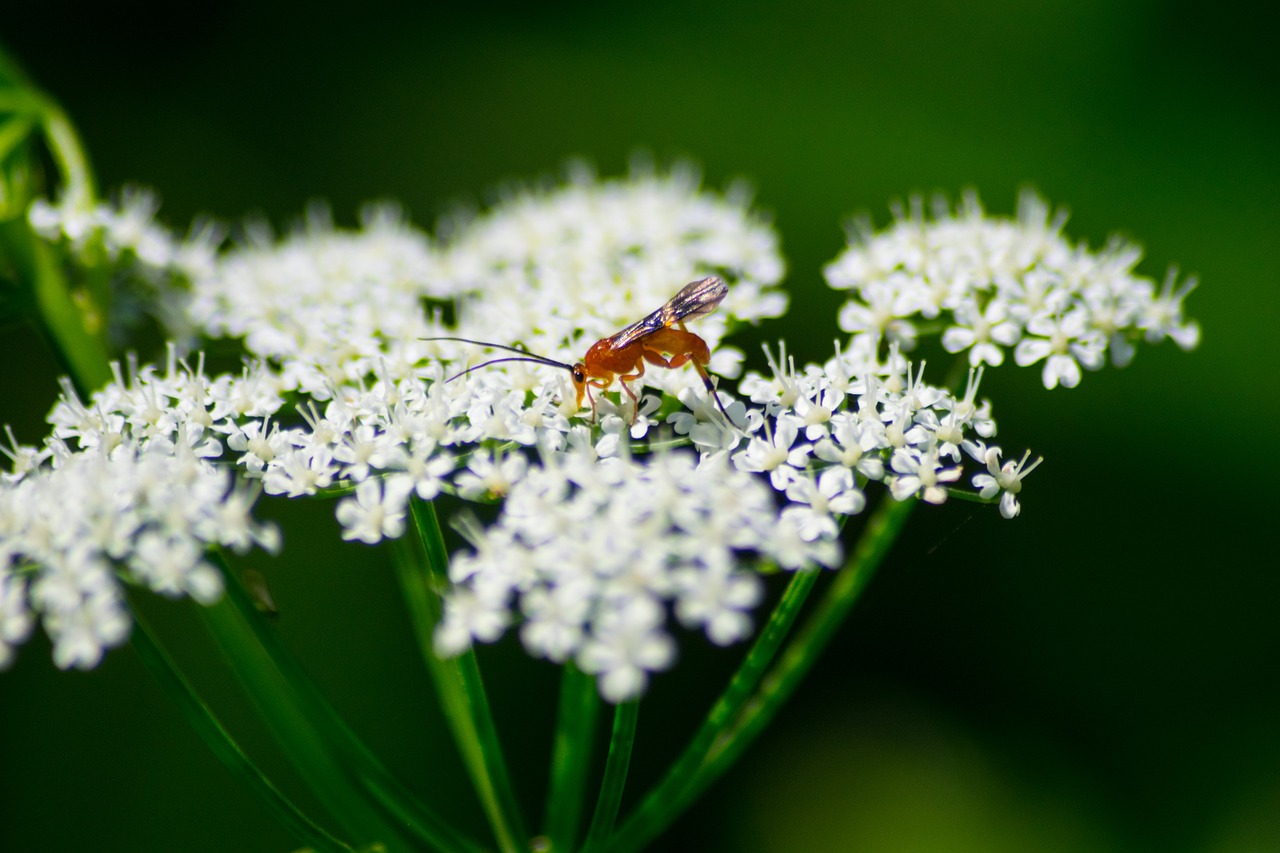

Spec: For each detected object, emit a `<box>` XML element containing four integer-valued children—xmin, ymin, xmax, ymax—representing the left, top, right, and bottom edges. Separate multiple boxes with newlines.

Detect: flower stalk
<box><xmin>582</xmin><ymin>700</ymin><xmax>641</xmax><ymax>853</ymax></box>
<box><xmin>404</xmin><ymin>498</ymin><xmax>528</xmax><ymax>853</ymax></box>
<box><xmin>128</xmin><ymin>609</ymin><xmax>362</xmax><ymax>853</ymax></box>
<box><xmin>543</xmin><ymin>662</ymin><xmax>602</xmax><ymax>851</ymax></box>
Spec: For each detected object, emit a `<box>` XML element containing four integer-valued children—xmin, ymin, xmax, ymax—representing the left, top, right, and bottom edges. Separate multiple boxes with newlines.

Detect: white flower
<box><xmin>770</xmin><ymin>516</ymin><xmax>840</xmax><ymax>570</ymax></box>
<box><xmin>578</xmin><ymin>596</ymin><xmax>676</xmax><ymax>703</ymax></box>
<box><xmin>383</xmin><ymin>443</ymin><xmax>454</xmax><ymax>501</ymax></box>
<box><xmin>673</xmin><ymin>561</ymin><xmax>763</xmax><ymax>647</ymax></box>
<box><xmin>434</xmin><ymin>586</ymin><xmax>511</xmax><ymax>657</ymax></box>
<box><xmin>731</xmin><ymin>414</ymin><xmax>811</xmax><ymax>489</ymax></box>
<box><xmin>971</xmin><ymin>446</ymin><xmax>1043</xmax><ymax>519</ymax></box>
<box><xmin>132</xmin><ymin>531</ymin><xmax>222</xmax><ymax>603</ymax></box>
<box><xmin>782</xmin><ymin>468</ymin><xmax>865</xmax><ymax>541</ymax></box>
<box><xmin>441</xmin><ymin>162</ymin><xmax>787</xmax><ymax>355</ymax></box>
<box><xmin>1139</xmin><ymin>268</ymin><xmax>1201</xmax><ymax>350</ymax></box>
<box><xmin>1013</xmin><ymin>310</ymin><xmax>1106</xmax><ymax>389</ymax></box>
<box><xmin>262</xmin><ymin>444</ymin><xmax>337</xmax><ymax>497</ymax></box>
<box><xmin>333</xmin><ymin>423</ymin><xmax>397</xmax><ymax>482</ymax></box>
<box><xmin>0</xmin><ymin>359</ymin><xmax>278</xmax><ymax>670</ymax></box>
<box><xmin>335</xmin><ymin>477</ymin><xmax>414</xmax><ymax>544</ymax></box>
<box><xmin>187</xmin><ymin>204</ymin><xmax>445</xmax><ymax>398</ymax></box>
<box><xmin>420</xmin><ymin>165</ymin><xmax>789</xmax><ymax>436</ymax></box>
<box><xmin>28</xmin><ymin>189</ymin><xmax>215</xmax><ymax>344</ymax></box>
<box><xmin>519</xmin><ymin>581</ymin><xmax>592</xmax><ymax>662</ymax></box>
<box><xmin>739</xmin><ymin>342</ymin><xmax>805</xmax><ymax>410</ymax></box>
<box><xmin>916</xmin><ymin>368</ymin><xmax>984</xmax><ymax>462</ymax></box>
<box><xmin>0</xmin><ymin>570</ymin><xmax>34</xmax><ymax>669</ymax></box>
<box><xmin>887</xmin><ymin>446</ymin><xmax>961</xmax><ymax>505</ymax></box>
<box><xmin>43</xmin><ymin>586</ymin><xmax>131</xmax><ymax>670</ymax></box>
<box><xmin>942</xmin><ymin>296</ymin><xmax>1021</xmax><ymax>367</ymax></box>
<box><xmin>226</xmin><ymin>417</ymin><xmax>290</xmax><ymax>475</ymax></box>
<box><xmin>0</xmin><ymin>440</ymin><xmax>272</xmax><ymax>666</ymax></box>
<box><xmin>1</xmin><ymin>425</ymin><xmax>49</xmax><ymax>484</ymax></box>
<box><xmin>813</xmin><ymin>413</ymin><xmax>885</xmax><ymax>481</ymax></box>
<box><xmin>792</xmin><ymin>383</ymin><xmax>840</xmax><ymax>441</ymax></box>
<box><xmin>14</xmin><ymin>169</ymin><xmax>1195</xmax><ymax>685</ymax></box>
<box><xmin>454</xmin><ymin>449</ymin><xmax>529</xmax><ymax>501</ymax></box>
<box><xmin>836</xmin><ymin>277</ymin><xmax>920</xmax><ymax>352</ymax></box>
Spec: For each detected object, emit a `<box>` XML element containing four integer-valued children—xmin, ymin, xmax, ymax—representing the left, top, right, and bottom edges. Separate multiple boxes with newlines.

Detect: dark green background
<box><xmin>2</xmin><ymin>2</ymin><xmax>1276</xmax><ymax>850</ymax></box>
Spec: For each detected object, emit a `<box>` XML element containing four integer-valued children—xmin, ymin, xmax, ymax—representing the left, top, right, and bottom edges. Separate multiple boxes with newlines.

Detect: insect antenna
<box><xmin>421</xmin><ymin>336</ymin><xmax>576</xmax><ymax>383</ymax></box>
<box><xmin>444</xmin><ymin>356</ymin><xmax>578</xmax><ymax>383</ymax></box>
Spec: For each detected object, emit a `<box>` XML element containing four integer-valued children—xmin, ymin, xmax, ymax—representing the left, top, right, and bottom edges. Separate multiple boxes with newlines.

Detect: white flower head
<box><xmin>186</xmin><ymin>203</ymin><xmax>448</xmax><ymax>399</ymax></box>
<box><xmin>824</xmin><ymin>189</ymin><xmax>1200</xmax><ymax>389</ymax></box>
<box><xmin>435</xmin><ymin>447</ymin><xmax>838</xmax><ymax>701</ymax></box>
<box><xmin>0</xmin><ymin>358</ymin><xmax>280</xmax><ymax>669</ymax></box>
<box><xmin>424</xmin><ymin>164</ymin><xmax>790</xmax><ymax>437</ymax></box>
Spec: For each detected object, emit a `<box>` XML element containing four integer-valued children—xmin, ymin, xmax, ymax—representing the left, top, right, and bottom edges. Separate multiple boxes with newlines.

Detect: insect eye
<box><xmin>572</xmin><ymin>366</ymin><xmax>586</xmax><ymax>384</ymax></box>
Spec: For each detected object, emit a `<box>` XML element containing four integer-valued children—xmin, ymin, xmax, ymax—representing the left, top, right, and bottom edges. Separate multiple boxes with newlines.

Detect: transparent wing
<box><xmin>606</xmin><ymin>276</ymin><xmax>728</xmax><ymax>349</ymax></box>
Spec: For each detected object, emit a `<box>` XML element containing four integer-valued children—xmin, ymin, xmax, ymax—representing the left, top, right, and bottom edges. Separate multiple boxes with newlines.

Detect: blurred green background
<box><xmin>2</xmin><ymin>1</ymin><xmax>1276</xmax><ymax>850</ymax></box>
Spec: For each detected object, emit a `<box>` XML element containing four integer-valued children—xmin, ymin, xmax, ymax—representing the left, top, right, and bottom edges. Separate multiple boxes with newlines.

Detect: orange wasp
<box><xmin>426</xmin><ymin>276</ymin><xmax>733</xmax><ymax>424</ymax></box>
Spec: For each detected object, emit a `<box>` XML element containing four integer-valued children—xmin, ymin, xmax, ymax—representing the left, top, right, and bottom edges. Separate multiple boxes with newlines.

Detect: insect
<box><xmin>425</xmin><ymin>276</ymin><xmax>733</xmax><ymax>424</ymax></box>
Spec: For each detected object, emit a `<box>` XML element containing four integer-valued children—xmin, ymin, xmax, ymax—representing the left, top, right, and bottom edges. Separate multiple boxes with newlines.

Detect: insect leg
<box><xmin>617</xmin><ymin>359</ymin><xmax>648</xmax><ymax>425</ymax></box>
<box><xmin>640</xmin><ymin>346</ymin><xmax>733</xmax><ymax>423</ymax></box>
<box><xmin>693</xmin><ymin>361</ymin><xmax>734</xmax><ymax>422</ymax></box>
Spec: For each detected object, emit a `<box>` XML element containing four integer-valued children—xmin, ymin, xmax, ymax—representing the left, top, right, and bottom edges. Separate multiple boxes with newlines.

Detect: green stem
<box><xmin>581</xmin><ymin>701</ymin><xmax>640</xmax><ymax>853</ymax></box>
<box><xmin>0</xmin><ymin>112</ymin><xmax>36</xmax><ymax>162</ymax></box>
<box><xmin>542</xmin><ymin>662</ymin><xmax>601</xmax><ymax>851</ymax></box>
<box><xmin>129</xmin><ymin>611</ymin><xmax>360</xmax><ymax>853</ymax></box>
<box><xmin>0</xmin><ymin>50</ymin><xmax>108</xmax><ymax>391</ymax></box>
<box><xmin>688</xmin><ymin>495</ymin><xmax>915</xmax><ymax>798</ymax></box>
<box><xmin>610</xmin><ymin>495</ymin><xmax>915</xmax><ymax>853</ymax></box>
<box><xmin>610</xmin><ymin>566</ymin><xmax>820</xmax><ymax>851</ymax></box>
<box><xmin>203</xmin><ymin>553</ymin><xmax>483</xmax><ymax>853</ymax></box>
<box><xmin>35</xmin><ymin>97</ymin><xmax>96</xmax><ymax>207</ymax></box>
<box><xmin>403</xmin><ymin>498</ymin><xmax>528</xmax><ymax>853</ymax></box>
<box><xmin>0</xmin><ymin>217</ymin><xmax>111</xmax><ymax>392</ymax></box>
<box><xmin>199</xmin><ymin>577</ymin><xmax>414</xmax><ymax>850</ymax></box>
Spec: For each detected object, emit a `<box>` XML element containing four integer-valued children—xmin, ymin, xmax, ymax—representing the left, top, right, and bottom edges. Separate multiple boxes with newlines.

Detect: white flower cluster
<box><xmin>174</xmin><ymin>164</ymin><xmax>793</xmax><ymax>548</ymax></box>
<box><xmin>0</xmin><ymin>351</ymin><xmax>280</xmax><ymax>669</ymax></box>
<box><xmin>824</xmin><ymin>190</ymin><xmax>1201</xmax><ymax>389</ymax></box>
<box><xmin>436</xmin><ymin>447</ymin><xmax>833</xmax><ymax>702</ymax></box>
<box><xmin>429</xmin><ymin>162</ymin><xmax>788</xmax><ymax>400</ymax></box>
<box><xmin>186</xmin><ymin>205</ymin><xmax>450</xmax><ymax>399</ymax></box>
<box><xmin>28</xmin><ymin>187</ymin><xmax>223</xmax><ymax>343</ymax></box>
<box><xmin>28</xmin><ymin>186</ymin><xmax>219</xmax><ymax>277</ymax></box>
<box><xmin>721</xmin><ymin>343</ymin><xmax>1039</xmax><ymax>521</ymax></box>
<box><xmin>433</xmin><ymin>339</ymin><xmax>1042</xmax><ymax>701</ymax></box>
<box><xmin>181</xmin><ymin>164</ymin><xmax>787</xmax><ymax>407</ymax></box>
<box><xmin>12</xmin><ymin>169</ymin><xmax>1196</xmax><ymax>687</ymax></box>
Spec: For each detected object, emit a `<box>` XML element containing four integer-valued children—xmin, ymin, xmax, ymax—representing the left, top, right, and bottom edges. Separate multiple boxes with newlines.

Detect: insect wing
<box><xmin>664</xmin><ymin>275</ymin><xmax>729</xmax><ymax>323</ymax></box>
<box><xmin>606</xmin><ymin>276</ymin><xmax>728</xmax><ymax>349</ymax></box>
